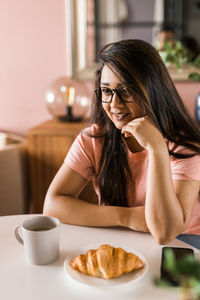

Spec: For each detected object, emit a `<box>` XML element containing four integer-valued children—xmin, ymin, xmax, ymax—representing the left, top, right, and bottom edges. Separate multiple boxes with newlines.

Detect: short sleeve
<box><xmin>170</xmin><ymin>155</ymin><xmax>200</xmax><ymax>181</ymax></box>
<box><xmin>64</xmin><ymin>130</ymin><xmax>95</xmax><ymax>180</ymax></box>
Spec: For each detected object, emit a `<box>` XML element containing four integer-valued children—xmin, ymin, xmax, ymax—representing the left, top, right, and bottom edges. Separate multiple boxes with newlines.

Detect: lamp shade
<box><xmin>45</xmin><ymin>77</ymin><xmax>91</xmax><ymax>121</ymax></box>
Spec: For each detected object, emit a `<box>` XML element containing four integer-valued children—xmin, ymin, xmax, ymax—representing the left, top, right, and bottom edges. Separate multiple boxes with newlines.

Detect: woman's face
<box><xmin>100</xmin><ymin>64</ymin><xmax>145</xmax><ymax>130</ymax></box>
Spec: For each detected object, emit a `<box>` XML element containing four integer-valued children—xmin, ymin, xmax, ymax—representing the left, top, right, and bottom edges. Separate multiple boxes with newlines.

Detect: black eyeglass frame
<box><xmin>94</xmin><ymin>87</ymin><xmax>134</xmax><ymax>103</ymax></box>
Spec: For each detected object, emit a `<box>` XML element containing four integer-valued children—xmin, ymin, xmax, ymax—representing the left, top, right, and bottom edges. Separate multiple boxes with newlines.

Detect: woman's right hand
<box><xmin>121</xmin><ymin>116</ymin><xmax>166</xmax><ymax>153</ymax></box>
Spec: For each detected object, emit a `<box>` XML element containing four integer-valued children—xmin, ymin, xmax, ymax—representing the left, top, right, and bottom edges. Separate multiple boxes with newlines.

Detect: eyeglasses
<box><xmin>94</xmin><ymin>87</ymin><xmax>134</xmax><ymax>103</ymax></box>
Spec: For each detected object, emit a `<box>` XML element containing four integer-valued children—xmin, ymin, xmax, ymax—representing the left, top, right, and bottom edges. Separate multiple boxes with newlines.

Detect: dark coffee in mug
<box><xmin>31</xmin><ymin>226</ymin><xmax>54</xmax><ymax>231</ymax></box>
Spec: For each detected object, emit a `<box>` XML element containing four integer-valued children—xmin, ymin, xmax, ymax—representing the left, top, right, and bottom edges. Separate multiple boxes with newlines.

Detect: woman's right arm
<box><xmin>43</xmin><ymin>163</ymin><xmax>149</xmax><ymax>232</ymax></box>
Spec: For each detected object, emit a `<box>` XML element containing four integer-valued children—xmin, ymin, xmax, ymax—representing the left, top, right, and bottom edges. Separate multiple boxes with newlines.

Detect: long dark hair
<box><xmin>89</xmin><ymin>39</ymin><xmax>200</xmax><ymax>206</ymax></box>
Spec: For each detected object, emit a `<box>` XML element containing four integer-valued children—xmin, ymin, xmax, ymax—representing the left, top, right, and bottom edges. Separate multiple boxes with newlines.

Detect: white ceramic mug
<box><xmin>15</xmin><ymin>215</ymin><xmax>60</xmax><ymax>265</ymax></box>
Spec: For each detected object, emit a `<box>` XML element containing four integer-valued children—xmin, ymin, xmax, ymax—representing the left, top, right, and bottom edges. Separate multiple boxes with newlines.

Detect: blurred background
<box><xmin>0</xmin><ymin>0</ymin><xmax>200</xmax><ymax>215</ymax></box>
<box><xmin>1</xmin><ymin>0</ymin><xmax>200</xmax><ymax>135</ymax></box>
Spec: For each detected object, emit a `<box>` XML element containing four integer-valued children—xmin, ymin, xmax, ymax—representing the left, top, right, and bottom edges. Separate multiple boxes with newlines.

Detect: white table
<box><xmin>0</xmin><ymin>214</ymin><xmax>199</xmax><ymax>300</ymax></box>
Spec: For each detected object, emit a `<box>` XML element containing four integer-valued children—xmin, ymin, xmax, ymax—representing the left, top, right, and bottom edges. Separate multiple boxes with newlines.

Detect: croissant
<box><xmin>69</xmin><ymin>244</ymin><xmax>144</xmax><ymax>279</ymax></box>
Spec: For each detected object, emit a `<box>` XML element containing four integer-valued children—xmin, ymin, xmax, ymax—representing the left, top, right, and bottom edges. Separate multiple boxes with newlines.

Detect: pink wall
<box><xmin>0</xmin><ymin>1</ymin><xmax>199</xmax><ymax>137</ymax></box>
<box><xmin>175</xmin><ymin>82</ymin><xmax>200</xmax><ymax>120</ymax></box>
<box><xmin>0</xmin><ymin>0</ymin><xmax>67</xmax><ymax>136</ymax></box>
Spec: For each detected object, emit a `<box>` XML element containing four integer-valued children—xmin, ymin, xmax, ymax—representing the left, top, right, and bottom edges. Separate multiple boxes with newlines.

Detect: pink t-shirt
<box><xmin>65</xmin><ymin>124</ymin><xmax>200</xmax><ymax>235</ymax></box>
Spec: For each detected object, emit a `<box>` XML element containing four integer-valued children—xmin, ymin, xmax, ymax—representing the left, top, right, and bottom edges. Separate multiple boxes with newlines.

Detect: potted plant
<box><xmin>154</xmin><ymin>248</ymin><xmax>200</xmax><ymax>300</ymax></box>
<box><xmin>159</xmin><ymin>40</ymin><xmax>200</xmax><ymax>81</ymax></box>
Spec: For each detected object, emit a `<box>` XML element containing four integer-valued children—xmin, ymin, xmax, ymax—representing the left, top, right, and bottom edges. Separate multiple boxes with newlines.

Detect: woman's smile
<box><xmin>101</xmin><ymin>64</ymin><xmax>144</xmax><ymax>130</ymax></box>
<box><xmin>111</xmin><ymin>112</ymin><xmax>129</xmax><ymax>121</ymax></box>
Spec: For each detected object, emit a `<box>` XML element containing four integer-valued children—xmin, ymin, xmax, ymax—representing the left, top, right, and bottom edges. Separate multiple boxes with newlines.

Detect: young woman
<box><xmin>43</xmin><ymin>39</ymin><xmax>200</xmax><ymax>246</ymax></box>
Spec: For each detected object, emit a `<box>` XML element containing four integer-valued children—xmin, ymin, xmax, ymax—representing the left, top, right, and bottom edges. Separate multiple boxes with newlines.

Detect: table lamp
<box><xmin>45</xmin><ymin>77</ymin><xmax>91</xmax><ymax>122</ymax></box>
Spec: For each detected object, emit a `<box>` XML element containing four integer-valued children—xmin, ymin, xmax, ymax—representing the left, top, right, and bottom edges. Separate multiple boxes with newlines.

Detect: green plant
<box><xmin>188</xmin><ymin>72</ymin><xmax>200</xmax><ymax>81</ymax></box>
<box><xmin>193</xmin><ymin>55</ymin><xmax>200</xmax><ymax>68</ymax></box>
<box><xmin>159</xmin><ymin>41</ymin><xmax>200</xmax><ymax>81</ymax></box>
<box><xmin>154</xmin><ymin>248</ymin><xmax>200</xmax><ymax>300</ymax></box>
<box><xmin>162</xmin><ymin>41</ymin><xmax>193</xmax><ymax>69</ymax></box>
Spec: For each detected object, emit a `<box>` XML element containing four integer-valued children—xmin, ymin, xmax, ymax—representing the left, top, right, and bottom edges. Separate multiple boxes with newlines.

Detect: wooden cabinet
<box><xmin>27</xmin><ymin>118</ymin><xmax>86</xmax><ymax>213</ymax></box>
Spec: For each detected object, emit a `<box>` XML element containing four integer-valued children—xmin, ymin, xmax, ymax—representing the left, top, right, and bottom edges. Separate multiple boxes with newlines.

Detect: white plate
<box><xmin>63</xmin><ymin>244</ymin><xmax>149</xmax><ymax>287</ymax></box>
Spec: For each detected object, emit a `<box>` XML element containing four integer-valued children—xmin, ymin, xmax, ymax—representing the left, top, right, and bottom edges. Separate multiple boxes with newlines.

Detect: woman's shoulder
<box><xmin>66</xmin><ymin>124</ymin><xmax>103</xmax><ymax>161</ymax></box>
<box><xmin>166</xmin><ymin>141</ymin><xmax>200</xmax><ymax>181</ymax></box>
<box><xmin>82</xmin><ymin>123</ymin><xmax>106</xmax><ymax>138</ymax></box>
<box><xmin>166</xmin><ymin>140</ymin><xmax>199</xmax><ymax>156</ymax></box>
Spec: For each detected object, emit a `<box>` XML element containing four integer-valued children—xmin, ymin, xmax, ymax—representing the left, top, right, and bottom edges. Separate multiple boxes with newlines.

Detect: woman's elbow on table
<box><xmin>43</xmin><ymin>189</ymin><xmax>64</xmax><ymax>219</ymax></box>
<box><xmin>149</xmin><ymin>221</ymin><xmax>185</xmax><ymax>245</ymax></box>
<box><xmin>43</xmin><ymin>189</ymin><xmax>79</xmax><ymax>224</ymax></box>
<box><xmin>147</xmin><ymin>214</ymin><xmax>188</xmax><ymax>245</ymax></box>
<box><xmin>154</xmin><ymin>234</ymin><xmax>174</xmax><ymax>245</ymax></box>
<box><xmin>43</xmin><ymin>192</ymin><xmax>55</xmax><ymax>216</ymax></box>
<box><xmin>152</xmin><ymin>226</ymin><xmax>186</xmax><ymax>245</ymax></box>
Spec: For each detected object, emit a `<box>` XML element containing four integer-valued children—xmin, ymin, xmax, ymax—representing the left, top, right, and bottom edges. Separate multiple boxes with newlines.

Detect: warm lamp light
<box><xmin>45</xmin><ymin>77</ymin><xmax>91</xmax><ymax>122</ymax></box>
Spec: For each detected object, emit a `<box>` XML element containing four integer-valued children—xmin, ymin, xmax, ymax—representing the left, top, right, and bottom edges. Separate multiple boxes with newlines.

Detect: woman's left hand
<box><xmin>121</xmin><ymin>116</ymin><xmax>166</xmax><ymax>151</ymax></box>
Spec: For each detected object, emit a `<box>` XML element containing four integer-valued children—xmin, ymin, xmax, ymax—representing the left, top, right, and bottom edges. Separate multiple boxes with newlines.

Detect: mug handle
<box><xmin>14</xmin><ymin>224</ymin><xmax>24</xmax><ymax>245</ymax></box>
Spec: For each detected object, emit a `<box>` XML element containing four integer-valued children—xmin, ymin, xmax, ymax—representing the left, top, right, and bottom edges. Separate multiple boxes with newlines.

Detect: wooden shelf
<box><xmin>27</xmin><ymin>118</ymin><xmax>86</xmax><ymax>213</ymax></box>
